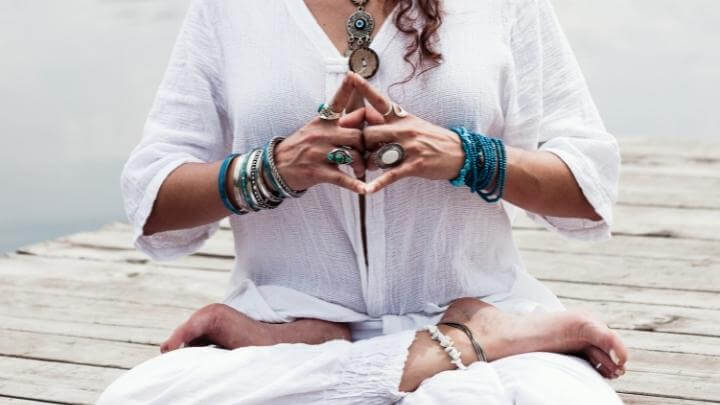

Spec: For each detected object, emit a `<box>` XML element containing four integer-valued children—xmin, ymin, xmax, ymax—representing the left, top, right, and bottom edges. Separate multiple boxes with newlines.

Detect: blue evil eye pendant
<box><xmin>347</xmin><ymin>9</ymin><xmax>375</xmax><ymax>45</ymax></box>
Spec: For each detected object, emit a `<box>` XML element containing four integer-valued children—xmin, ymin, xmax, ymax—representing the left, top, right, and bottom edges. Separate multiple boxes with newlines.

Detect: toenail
<box><xmin>610</xmin><ymin>349</ymin><xmax>620</xmax><ymax>365</ymax></box>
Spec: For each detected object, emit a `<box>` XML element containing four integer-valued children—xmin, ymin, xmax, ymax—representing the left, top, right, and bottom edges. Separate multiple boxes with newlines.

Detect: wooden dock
<box><xmin>1</xmin><ymin>136</ymin><xmax>718</xmax><ymax>404</ymax></box>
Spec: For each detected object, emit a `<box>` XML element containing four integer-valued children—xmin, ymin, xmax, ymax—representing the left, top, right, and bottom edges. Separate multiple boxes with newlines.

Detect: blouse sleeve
<box><xmin>503</xmin><ymin>0</ymin><xmax>621</xmax><ymax>241</ymax></box>
<box><xmin>120</xmin><ymin>0</ymin><xmax>230</xmax><ymax>260</ymax></box>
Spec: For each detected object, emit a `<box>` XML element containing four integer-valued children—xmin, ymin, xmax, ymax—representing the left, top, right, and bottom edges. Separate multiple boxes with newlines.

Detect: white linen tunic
<box><xmin>105</xmin><ymin>0</ymin><xmax>624</xmax><ymax>403</ymax></box>
<box><xmin>121</xmin><ymin>0</ymin><xmax>619</xmax><ymax>327</ymax></box>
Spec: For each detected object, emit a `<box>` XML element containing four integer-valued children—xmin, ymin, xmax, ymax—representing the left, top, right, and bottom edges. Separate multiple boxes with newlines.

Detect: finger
<box><xmin>364</xmin><ymin>105</ymin><xmax>386</xmax><ymax>126</ymax></box>
<box><xmin>329</xmin><ymin>73</ymin><xmax>356</xmax><ymax>114</ymax></box>
<box><xmin>347</xmin><ymin>89</ymin><xmax>366</xmax><ymax>112</ymax></box>
<box><xmin>338</xmin><ymin>107</ymin><xmax>367</xmax><ymax>130</ymax></box>
<box><xmin>321</xmin><ymin>168</ymin><xmax>367</xmax><ymax>194</ymax></box>
<box><xmin>328</xmin><ymin>127</ymin><xmax>364</xmax><ymax>151</ymax></box>
<box><xmin>350</xmin><ymin>72</ymin><xmax>392</xmax><ymax>118</ymax></box>
<box><xmin>585</xmin><ymin>346</ymin><xmax>622</xmax><ymax>379</ymax></box>
<box><xmin>365</xmin><ymin>161</ymin><xmax>416</xmax><ymax>194</ymax></box>
<box><xmin>363</xmin><ymin>124</ymin><xmax>398</xmax><ymax>151</ymax></box>
<box><xmin>347</xmin><ymin>150</ymin><xmax>366</xmax><ymax>179</ymax></box>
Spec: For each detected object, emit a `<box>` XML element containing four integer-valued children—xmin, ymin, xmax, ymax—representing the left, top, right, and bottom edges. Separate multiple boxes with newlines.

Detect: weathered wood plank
<box><xmin>26</xmin><ymin>221</ymin><xmax>720</xmax><ymax>267</ymax></box>
<box><xmin>0</xmin><ymin>314</ymin><xmax>167</xmax><ymax>346</ymax></box>
<box><xmin>55</xmin><ymin>225</ymin><xmax>235</xmax><ymax>258</ymax></box>
<box><xmin>620</xmin><ymin>393</ymin><xmax>718</xmax><ymax>405</ymax></box>
<box><xmin>0</xmin><ymin>255</ymin><xmax>227</xmax><ymax>309</ymax></box>
<box><xmin>619</xmin><ymin>169</ymin><xmax>720</xmax><ymax>209</ymax></box>
<box><xmin>0</xmin><ymin>329</ymin><xmax>156</xmax><ymax>370</ymax></box>
<box><xmin>514</xmin><ymin>204</ymin><xmax>720</xmax><ymax>241</ymax></box>
<box><xmin>0</xmin><ymin>397</ymin><xmax>62</xmax><ymax>405</ymax></box>
<box><xmin>0</xmin><ymin>398</ymin><xmax>54</xmax><ymax>405</ymax></box>
<box><xmin>514</xmin><ymin>229</ymin><xmax>720</xmax><ymax>262</ymax></box>
<box><xmin>0</xmin><ymin>357</ymin><xmax>122</xmax><ymax>405</ymax></box>
<box><xmin>18</xmin><ymin>231</ymin><xmax>720</xmax><ymax>300</ymax></box>
<box><xmin>17</xmin><ymin>240</ymin><xmax>233</xmax><ymax>273</ymax></box>
<box><xmin>611</xmin><ymin>349</ymin><xmax>720</xmax><ymax>402</ymax></box>
<box><xmin>545</xmin><ymin>281</ymin><xmax>720</xmax><ymax>310</ymax></box>
<box><xmin>612</xmin><ymin>370</ymin><xmax>719</xmax><ymax>403</ymax></box>
<box><xmin>4</xmin><ymin>276</ymin><xmax>720</xmax><ymax>353</ymax></box>
<box><xmin>618</xmin><ymin>136</ymin><xmax>720</xmax><ymax>160</ymax></box>
<box><xmin>15</xmin><ymin>239</ymin><xmax>720</xmax><ymax>302</ymax></box>
<box><xmin>619</xmin><ymin>330</ymin><xmax>720</xmax><ymax>357</ymax></box>
<box><xmin>561</xmin><ymin>298</ymin><xmax>720</xmax><ymax>337</ymax></box>
<box><xmin>527</xmin><ymin>251</ymin><xmax>720</xmax><ymax>294</ymax></box>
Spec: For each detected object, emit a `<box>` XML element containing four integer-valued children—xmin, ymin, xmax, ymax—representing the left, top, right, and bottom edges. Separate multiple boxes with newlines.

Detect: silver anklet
<box><xmin>438</xmin><ymin>322</ymin><xmax>487</xmax><ymax>362</ymax></box>
<box><xmin>422</xmin><ymin>325</ymin><xmax>467</xmax><ymax>370</ymax></box>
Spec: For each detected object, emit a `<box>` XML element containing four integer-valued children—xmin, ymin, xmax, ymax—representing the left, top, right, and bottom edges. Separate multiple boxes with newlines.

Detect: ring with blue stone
<box><xmin>327</xmin><ymin>146</ymin><xmax>354</xmax><ymax>165</ymax></box>
<box><xmin>318</xmin><ymin>103</ymin><xmax>342</xmax><ymax>121</ymax></box>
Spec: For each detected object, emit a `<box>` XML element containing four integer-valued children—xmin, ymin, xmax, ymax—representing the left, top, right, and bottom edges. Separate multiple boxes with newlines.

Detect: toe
<box><xmin>585</xmin><ymin>346</ymin><xmax>622</xmax><ymax>379</ymax></box>
<box><xmin>582</xmin><ymin>322</ymin><xmax>629</xmax><ymax>368</ymax></box>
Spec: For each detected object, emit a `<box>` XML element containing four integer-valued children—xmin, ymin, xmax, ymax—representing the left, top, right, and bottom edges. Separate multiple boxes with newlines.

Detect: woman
<box><xmin>100</xmin><ymin>0</ymin><xmax>626</xmax><ymax>403</ymax></box>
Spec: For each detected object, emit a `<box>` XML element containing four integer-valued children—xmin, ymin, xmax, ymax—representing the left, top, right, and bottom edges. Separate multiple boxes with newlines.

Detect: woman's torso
<box><xmin>218</xmin><ymin>0</ymin><xmax>533</xmax><ymax>317</ymax></box>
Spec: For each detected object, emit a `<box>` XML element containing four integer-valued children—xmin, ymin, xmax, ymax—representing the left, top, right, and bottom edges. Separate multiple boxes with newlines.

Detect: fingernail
<box><xmin>610</xmin><ymin>349</ymin><xmax>620</xmax><ymax>365</ymax></box>
<box><xmin>614</xmin><ymin>369</ymin><xmax>624</xmax><ymax>377</ymax></box>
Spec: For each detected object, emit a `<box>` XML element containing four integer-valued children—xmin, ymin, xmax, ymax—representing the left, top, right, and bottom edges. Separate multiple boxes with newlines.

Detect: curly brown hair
<box><xmin>391</xmin><ymin>0</ymin><xmax>444</xmax><ymax>81</ymax></box>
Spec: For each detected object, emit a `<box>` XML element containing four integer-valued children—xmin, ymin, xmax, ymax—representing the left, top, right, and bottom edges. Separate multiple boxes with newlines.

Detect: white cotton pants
<box><xmin>98</xmin><ymin>330</ymin><xmax>622</xmax><ymax>405</ymax></box>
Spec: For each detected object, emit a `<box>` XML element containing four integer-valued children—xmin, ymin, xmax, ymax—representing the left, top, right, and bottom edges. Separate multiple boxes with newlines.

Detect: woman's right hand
<box><xmin>274</xmin><ymin>73</ymin><xmax>367</xmax><ymax>194</ymax></box>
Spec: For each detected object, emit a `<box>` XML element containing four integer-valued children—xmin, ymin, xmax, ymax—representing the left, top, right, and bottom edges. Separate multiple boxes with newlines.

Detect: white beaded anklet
<box><xmin>422</xmin><ymin>324</ymin><xmax>467</xmax><ymax>370</ymax></box>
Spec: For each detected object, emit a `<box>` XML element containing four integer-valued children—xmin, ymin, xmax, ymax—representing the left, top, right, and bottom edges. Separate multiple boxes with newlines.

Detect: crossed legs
<box><xmin>158</xmin><ymin>297</ymin><xmax>628</xmax><ymax>392</ymax></box>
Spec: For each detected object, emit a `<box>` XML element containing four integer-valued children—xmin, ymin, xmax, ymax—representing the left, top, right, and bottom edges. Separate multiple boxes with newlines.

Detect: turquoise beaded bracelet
<box><xmin>448</xmin><ymin>127</ymin><xmax>507</xmax><ymax>203</ymax></box>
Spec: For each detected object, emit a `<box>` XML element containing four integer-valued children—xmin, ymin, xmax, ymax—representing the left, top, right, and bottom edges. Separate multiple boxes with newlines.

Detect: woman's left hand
<box><xmin>343</xmin><ymin>73</ymin><xmax>465</xmax><ymax>194</ymax></box>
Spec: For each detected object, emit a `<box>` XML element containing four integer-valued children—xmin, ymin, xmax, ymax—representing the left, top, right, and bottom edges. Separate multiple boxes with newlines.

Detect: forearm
<box><xmin>143</xmin><ymin>160</ymin><xmax>234</xmax><ymax>235</ymax></box>
<box><xmin>503</xmin><ymin>146</ymin><xmax>601</xmax><ymax>221</ymax></box>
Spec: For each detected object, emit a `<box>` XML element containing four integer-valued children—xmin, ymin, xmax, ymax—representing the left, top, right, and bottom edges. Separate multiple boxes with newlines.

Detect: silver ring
<box><xmin>382</xmin><ymin>102</ymin><xmax>408</xmax><ymax>118</ymax></box>
<box><xmin>327</xmin><ymin>146</ymin><xmax>354</xmax><ymax>165</ymax></box>
<box><xmin>373</xmin><ymin>143</ymin><xmax>405</xmax><ymax>169</ymax></box>
<box><xmin>595</xmin><ymin>362</ymin><xmax>603</xmax><ymax>370</ymax></box>
<box><xmin>318</xmin><ymin>103</ymin><xmax>342</xmax><ymax>121</ymax></box>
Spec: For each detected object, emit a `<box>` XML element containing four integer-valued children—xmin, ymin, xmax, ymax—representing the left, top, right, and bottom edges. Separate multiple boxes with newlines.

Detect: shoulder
<box><xmin>441</xmin><ymin>0</ymin><xmax>541</xmax><ymax>29</ymax></box>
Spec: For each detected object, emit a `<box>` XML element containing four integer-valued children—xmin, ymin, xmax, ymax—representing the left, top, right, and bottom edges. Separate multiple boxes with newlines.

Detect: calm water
<box><xmin>1</xmin><ymin>0</ymin><xmax>718</xmax><ymax>252</ymax></box>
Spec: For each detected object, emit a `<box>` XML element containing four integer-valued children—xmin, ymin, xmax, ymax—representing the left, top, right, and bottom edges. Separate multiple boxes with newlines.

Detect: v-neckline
<box><xmin>285</xmin><ymin>0</ymin><xmax>400</xmax><ymax>62</ymax></box>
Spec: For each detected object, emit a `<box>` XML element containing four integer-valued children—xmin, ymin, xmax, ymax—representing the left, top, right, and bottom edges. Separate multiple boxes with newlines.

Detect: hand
<box><xmin>274</xmin><ymin>74</ymin><xmax>368</xmax><ymax>194</ymax></box>
<box><xmin>347</xmin><ymin>73</ymin><xmax>466</xmax><ymax>194</ymax></box>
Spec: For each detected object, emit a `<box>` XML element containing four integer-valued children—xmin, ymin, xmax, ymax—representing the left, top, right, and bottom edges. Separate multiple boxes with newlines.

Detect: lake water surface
<box><xmin>1</xmin><ymin>0</ymin><xmax>718</xmax><ymax>252</ymax></box>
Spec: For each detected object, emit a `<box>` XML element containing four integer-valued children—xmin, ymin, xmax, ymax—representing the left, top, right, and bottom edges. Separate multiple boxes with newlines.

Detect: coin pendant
<box><xmin>349</xmin><ymin>47</ymin><xmax>379</xmax><ymax>79</ymax></box>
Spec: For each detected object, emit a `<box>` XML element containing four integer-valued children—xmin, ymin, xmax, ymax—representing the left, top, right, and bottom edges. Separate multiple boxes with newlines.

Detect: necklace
<box><xmin>346</xmin><ymin>0</ymin><xmax>380</xmax><ymax>79</ymax></box>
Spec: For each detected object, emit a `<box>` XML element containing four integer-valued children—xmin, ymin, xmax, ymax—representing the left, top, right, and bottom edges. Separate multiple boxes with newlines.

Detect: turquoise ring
<box><xmin>327</xmin><ymin>147</ymin><xmax>354</xmax><ymax>165</ymax></box>
<box><xmin>318</xmin><ymin>103</ymin><xmax>342</xmax><ymax>121</ymax></box>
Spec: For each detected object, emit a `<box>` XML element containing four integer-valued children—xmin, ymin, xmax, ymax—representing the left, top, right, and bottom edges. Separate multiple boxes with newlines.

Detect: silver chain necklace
<box><xmin>346</xmin><ymin>0</ymin><xmax>380</xmax><ymax>79</ymax></box>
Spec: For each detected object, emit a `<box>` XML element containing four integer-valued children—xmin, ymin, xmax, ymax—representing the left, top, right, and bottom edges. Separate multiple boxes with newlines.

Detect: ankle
<box><xmin>437</xmin><ymin>324</ymin><xmax>477</xmax><ymax>367</ymax></box>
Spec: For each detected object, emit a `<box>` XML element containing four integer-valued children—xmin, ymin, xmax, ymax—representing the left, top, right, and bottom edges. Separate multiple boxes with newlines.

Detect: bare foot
<box><xmin>439</xmin><ymin>298</ymin><xmax>629</xmax><ymax>379</ymax></box>
<box><xmin>160</xmin><ymin>304</ymin><xmax>351</xmax><ymax>353</ymax></box>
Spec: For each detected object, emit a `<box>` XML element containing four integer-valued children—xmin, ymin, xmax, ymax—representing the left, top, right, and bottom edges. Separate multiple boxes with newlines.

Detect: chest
<box><xmin>222</xmin><ymin>1</ymin><xmax>512</xmax><ymax>150</ymax></box>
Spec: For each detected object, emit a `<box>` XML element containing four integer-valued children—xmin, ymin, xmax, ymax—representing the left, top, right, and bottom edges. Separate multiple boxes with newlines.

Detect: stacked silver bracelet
<box><xmin>227</xmin><ymin>138</ymin><xmax>305</xmax><ymax>214</ymax></box>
